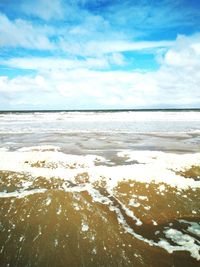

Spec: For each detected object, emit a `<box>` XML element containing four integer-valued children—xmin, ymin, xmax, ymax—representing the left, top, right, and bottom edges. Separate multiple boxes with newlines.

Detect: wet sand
<box><xmin>0</xmin><ymin>165</ymin><xmax>199</xmax><ymax>267</ymax></box>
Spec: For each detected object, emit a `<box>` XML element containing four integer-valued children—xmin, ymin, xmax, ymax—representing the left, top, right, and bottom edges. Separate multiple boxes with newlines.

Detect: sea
<box><xmin>0</xmin><ymin>110</ymin><xmax>199</xmax><ymax>267</ymax></box>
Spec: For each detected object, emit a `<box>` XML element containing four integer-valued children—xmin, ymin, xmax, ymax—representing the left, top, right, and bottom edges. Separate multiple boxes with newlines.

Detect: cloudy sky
<box><xmin>0</xmin><ymin>0</ymin><xmax>200</xmax><ymax>110</ymax></box>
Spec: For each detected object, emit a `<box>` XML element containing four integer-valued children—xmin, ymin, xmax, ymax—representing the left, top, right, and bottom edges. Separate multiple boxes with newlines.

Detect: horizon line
<box><xmin>1</xmin><ymin>108</ymin><xmax>200</xmax><ymax>113</ymax></box>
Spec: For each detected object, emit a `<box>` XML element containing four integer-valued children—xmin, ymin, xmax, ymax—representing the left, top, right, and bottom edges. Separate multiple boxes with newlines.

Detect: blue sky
<box><xmin>0</xmin><ymin>0</ymin><xmax>200</xmax><ymax>110</ymax></box>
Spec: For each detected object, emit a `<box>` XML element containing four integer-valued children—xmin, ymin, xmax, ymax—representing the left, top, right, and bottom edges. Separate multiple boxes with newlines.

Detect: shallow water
<box><xmin>0</xmin><ymin>111</ymin><xmax>200</xmax><ymax>267</ymax></box>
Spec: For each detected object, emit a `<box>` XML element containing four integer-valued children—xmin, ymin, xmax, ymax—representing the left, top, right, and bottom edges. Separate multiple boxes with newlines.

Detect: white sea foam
<box><xmin>161</xmin><ymin>228</ymin><xmax>200</xmax><ymax>260</ymax></box>
<box><xmin>129</xmin><ymin>199</ymin><xmax>140</xmax><ymax>208</ymax></box>
<box><xmin>0</xmin><ymin>150</ymin><xmax>200</xmax><ymax>190</ymax></box>
<box><xmin>179</xmin><ymin>220</ymin><xmax>200</xmax><ymax>236</ymax></box>
<box><xmin>118</xmin><ymin>150</ymin><xmax>200</xmax><ymax>172</ymax></box>
<box><xmin>18</xmin><ymin>145</ymin><xmax>61</xmax><ymax>152</ymax></box>
<box><xmin>81</xmin><ymin>221</ymin><xmax>89</xmax><ymax>232</ymax></box>
<box><xmin>0</xmin><ymin>188</ymin><xmax>47</xmax><ymax>199</ymax></box>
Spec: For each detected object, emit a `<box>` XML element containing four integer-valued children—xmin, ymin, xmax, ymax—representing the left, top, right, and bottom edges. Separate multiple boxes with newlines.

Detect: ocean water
<box><xmin>0</xmin><ymin>110</ymin><xmax>200</xmax><ymax>267</ymax></box>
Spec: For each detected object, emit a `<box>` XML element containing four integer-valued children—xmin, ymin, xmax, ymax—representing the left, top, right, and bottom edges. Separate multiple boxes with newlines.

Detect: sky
<box><xmin>0</xmin><ymin>0</ymin><xmax>200</xmax><ymax>110</ymax></box>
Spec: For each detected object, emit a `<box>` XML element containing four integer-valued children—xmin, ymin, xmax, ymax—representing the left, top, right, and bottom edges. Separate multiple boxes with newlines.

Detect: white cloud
<box><xmin>0</xmin><ymin>11</ymin><xmax>173</xmax><ymax>55</ymax></box>
<box><xmin>59</xmin><ymin>39</ymin><xmax>173</xmax><ymax>56</ymax></box>
<box><xmin>108</xmin><ymin>53</ymin><xmax>126</xmax><ymax>66</ymax></box>
<box><xmin>69</xmin><ymin>14</ymin><xmax>110</xmax><ymax>36</ymax></box>
<box><xmin>163</xmin><ymin>34</ymin><xmax>200</xmax><ymax>68</ymax></box>
<box><xmin>21</xmin><ymin>0</ymin><xmax>64</xmax><ymax>21</ymax></box>
<box><xmin>52</xmin><ymin>69</ymin><xmax>160</xmax><ymax>107</ymax></box>
<box><xmin>0</xmin><ymin>57</ymin><xmax>109</xmax><ymax>71</ymax></box>
<box><xmin>0</xmin><ymin>75</ymin><xmax>47</xmax><ymax>93</ymax></box>
<box><xmin>1</xmin><ymin>34</ymin><xmax>200</xmax><ymax>109</ymax></box>
<box><xmin>0</xmin><ymin>13</ymin><xmax>55</xmax><ymax>50</ymax></box>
